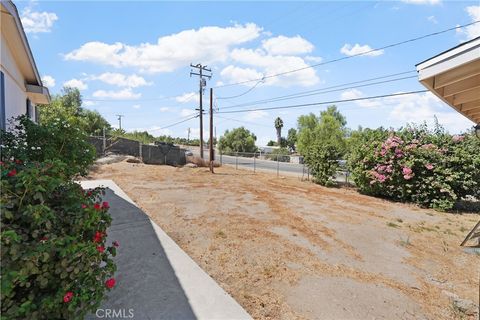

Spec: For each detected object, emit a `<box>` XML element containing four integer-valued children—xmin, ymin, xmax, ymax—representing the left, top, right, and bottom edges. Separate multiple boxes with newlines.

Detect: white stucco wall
<box><xmin>1</xmin><ymin>31</ymin><xmax>36</xmax><ymax>127</ymax></box>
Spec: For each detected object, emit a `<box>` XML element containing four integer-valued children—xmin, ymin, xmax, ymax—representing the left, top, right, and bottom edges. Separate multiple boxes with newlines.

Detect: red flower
<box><xmin>0</xmin><ymin>161</ymin><xmax>4</xmax><ymax>166</ymax></box>
<box><xmin>97</xmin><ymin>246</ymin><xmax>105</xmax><ymax>253</ymax></box>
<box><xmin>81</xmin><ymin>204</ymin><xmax>87</xmax><ymax>209</ymax></box>
<box><xmin>63</xmin><ymin>291</ymin><xmax>74</xmax><ymax>303</ymax></box>
<box><xmin>40</xmin><ymin>236</ymin><xmax>48</xmax><ymax>242</ymax></box>
<box><xmin>113</xmin><ymin>240</ymin><xmax>119</xmax><ymax>248</ymax></box>
<box><xmin>102</xmin><ymin>201</ymin><xmax>110</xmax><ymax>209</ymax></box>
<box><xmin>7</xmin><ymin>169</ymin><xmax>17</xmax><ymax>177</ymax></box>
<box><xmin>94</xmin><ymin>203</ymin><xmax>101</xmax><ymax>210</ymax></box>
<box><xmin>93</xmin><ymin>231</ymin><xmax>103</xmax><ymax>243</ymax></box>
<box><xmin>105</xmin><ymin>278</ymin><xmax>116</xmax><ymax>289</ymax></box>
<box><xmin>15</xmin><ymin>159</ymin><xmax>22</xmax><ymax>164</ymax></box>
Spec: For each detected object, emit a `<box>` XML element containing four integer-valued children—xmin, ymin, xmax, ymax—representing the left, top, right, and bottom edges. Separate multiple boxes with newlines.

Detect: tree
<box><xmin>267</xmin><ymin>140</ymin><xmax>276</xmax><ymax>146</ymax></box>
<box><xmin>297</xmin><ymin>105</ymin><xmax>347</xmax><ymax>186</ymax></box>
<box><xmin>39</xmin><ymin>87</ymin><xmax>112</xmax><ymax>136</ymax></box>
<box><xmin>274</xmin><ymin>117</ymin><xmax>283</xmax><ymax>146</ymax></box>
<box><xmin>287</xmin><ymin>128</ymin><xmax>297</xmax><ymax>151</ymax></box>
<box><xmin>218</xmin><ymin>127</ymin><xmax>258</xmax><ymax>154</ymax></box>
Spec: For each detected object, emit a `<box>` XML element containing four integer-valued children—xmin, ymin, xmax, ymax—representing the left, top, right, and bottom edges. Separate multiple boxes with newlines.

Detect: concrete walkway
<box><xmin>81</xmin><ymin>180</ymin><xmax>251</xmax><ymax>320</ymax></box>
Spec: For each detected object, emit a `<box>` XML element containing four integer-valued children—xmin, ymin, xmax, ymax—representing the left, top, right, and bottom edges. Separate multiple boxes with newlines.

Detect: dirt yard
<box><xmin>87</xmin><ymin>160</ymin><xmax>479</xmax><ymax>320</ymax></box>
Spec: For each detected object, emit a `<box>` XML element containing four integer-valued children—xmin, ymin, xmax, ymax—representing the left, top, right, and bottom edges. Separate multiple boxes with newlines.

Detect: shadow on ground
<box><xmin>86</xmin><ymin>189</ymin><xmax>196</xmax><ymax>320</ymax></box>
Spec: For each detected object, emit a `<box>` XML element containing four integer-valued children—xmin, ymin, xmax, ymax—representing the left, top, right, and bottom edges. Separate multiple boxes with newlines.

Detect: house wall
<box><xmin>0</xmin><ymin>30</ymin><xmax>37</xmax><ymax>129</ymax></box>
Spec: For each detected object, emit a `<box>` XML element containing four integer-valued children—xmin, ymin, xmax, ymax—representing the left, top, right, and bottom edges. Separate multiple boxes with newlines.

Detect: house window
<box><xmin>0</xmin><ymin>71</ymin><xmax>5</xmax><ymax>130</ymax></box>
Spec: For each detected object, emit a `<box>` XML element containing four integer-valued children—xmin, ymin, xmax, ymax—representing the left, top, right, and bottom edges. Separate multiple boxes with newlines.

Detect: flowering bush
<box><xmin>348</xmin><ymin>124</ymin><xmax>480</xmax><ymax>210</ymax></box>
<box><xmin>1</xmin><ymin>116</ymin><xmax>95</xmax><ymax>179</ymax></box>
<box><xmin>1</xmin><ymin>117</ymin><xmax>117</xmax><ymax>318</ymax></box>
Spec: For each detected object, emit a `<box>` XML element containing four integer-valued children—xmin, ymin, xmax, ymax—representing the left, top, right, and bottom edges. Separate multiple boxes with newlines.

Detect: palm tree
<box><xmin>274</xmin><ymin>117</ymin><xmax>283</xmax><ymax>146</ymax></box>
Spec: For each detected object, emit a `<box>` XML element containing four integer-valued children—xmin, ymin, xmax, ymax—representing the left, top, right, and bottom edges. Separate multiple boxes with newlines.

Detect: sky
<box><xmin>18</xmin><ymin>0</ymin><xmax>480</xmax><ymax>146</ymax></box>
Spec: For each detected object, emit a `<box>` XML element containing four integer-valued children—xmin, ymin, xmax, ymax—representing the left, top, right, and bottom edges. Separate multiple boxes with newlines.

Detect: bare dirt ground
<box><xmin>86</xmin><ymin>160</ymin><xmax>479</xmax><ymax>320</ymax></box>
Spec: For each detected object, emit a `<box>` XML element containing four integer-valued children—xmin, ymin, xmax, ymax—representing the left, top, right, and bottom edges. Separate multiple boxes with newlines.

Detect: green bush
<box><xmin>1</xmin><ymin>116</ymin><xmax>95</xmax><ymax>179</ymax></box>
<box><xmin>347</xmin><ymin>124</ymin><xmax>480</xmax><ymax>210</ymax></box>
<box><xmin>265</xmin><ymin>148</ymin><xmax>290</xmax><ymax>162</ymax></box>
<box><xmin>1</xmin><ymin>117</ymin><xmax>117</xmax><ymax>319</ymax></box>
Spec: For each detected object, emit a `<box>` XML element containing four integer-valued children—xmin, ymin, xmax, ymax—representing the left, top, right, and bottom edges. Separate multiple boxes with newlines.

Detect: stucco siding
<box><xmin>1</xmin><ymin>32</ymin><xmax>36</xmax><ymax>127</ymax></box>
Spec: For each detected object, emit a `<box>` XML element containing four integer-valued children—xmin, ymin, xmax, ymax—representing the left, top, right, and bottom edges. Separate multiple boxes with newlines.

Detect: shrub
<box><xmin>265</xmin><ymin>148</ymin><xmax>290</xmax><ymax>162</ymax></box>
<box><xmin>1</xmin><ymin>160</ymin><xmax>117</xmax><ymax>319</ymax></box>
<box><xmin>348</xmin><ymin>124</ymin><xmax>480</xmax><ymax>210</ymax></box>
<box><xmin>1</xmin><ymin>116</ymin><xmax>95</xmax><ymax>179</ymax></box>
<box><xmin>1</xmin><ymin>117</ymin><xmax>117</xmax><ymax>319</ymax></box>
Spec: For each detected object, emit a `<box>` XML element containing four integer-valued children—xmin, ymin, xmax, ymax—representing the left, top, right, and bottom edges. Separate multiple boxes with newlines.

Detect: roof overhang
<box><xmin>416</xmin><ymin>37</ymin><xmax>480</xmax><ymax>124</ymax></box>
<box><xmin>1</xmin><ymin>0</ymin><xmax>51</xmax><ymax>104</ymax></box>
<box><xmin>26</xmin><ymin>84</ymin><xmax>50</xmax><ymax>104</ymax></box>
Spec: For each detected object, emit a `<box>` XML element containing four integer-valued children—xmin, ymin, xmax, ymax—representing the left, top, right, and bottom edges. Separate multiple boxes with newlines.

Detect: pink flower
<box><xmin>113</xmin><ymin>240</ymin><xmax>119</xmax><ymax>247</ymax></box>
<box><xmin>452</xmin><ymin>135</ymin><xmax>464</xmax><ymax>143</ymax></box>
<box><xmin>63</xmin><ymin>291</ymin><xmax>74</xmax><ymax>303</ymax></box>
<box><xmin>81</xmin><ymin>204</ymin><xmax>87</xmax><ymax>209</ymax></box>
<box><xmin>102</xmin><ymin>201</ymin><xmax>110</xmax><ymax>209</ymax></box>
<box><xmin>425</xmin><ymin>164</ymin><xmax>434</xmax><ymax>170</ymax></box>
<box><xmin>105</xmin><ymin>278</ymin><xmax>116</xmax><ymax>289</ymax></box>
<box><xmin>402</xmin><ymin>167</ymin><xmax>412</xmax><ymax>175</ymax></box>
<box><xmin>403</xmin><ymin>174</ymin><xmax>413</xmax><ymax>180</ymax></box>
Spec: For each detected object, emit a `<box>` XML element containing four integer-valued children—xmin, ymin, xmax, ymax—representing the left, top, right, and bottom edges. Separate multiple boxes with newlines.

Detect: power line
<box><xmin>216</xmin><ymin>90</ymin><xmax>428</xmax><ymax>114</ymax></box>
<box><xmin>219</xmin><ymin>71</ymin><xmax>418</xmax><ymax>110</ymax></box>
<box><xmin>213</xmin><ymin>20</ymin><xmax>480</xmax><ymax>89</ymax></box>
<box><xmin>83</xmin><ymin>92</ymin><xmax>197</xmax><ymax>103</ymax></box>
<box><xmin>215</xmin><ymin>114</ymin><xmax>272</xmax><ymax>128</ymax></box>
<box><xmin>148</xmin><ymin>114</ymin><xmax>199</xmax><ymax>132</ymax></box>
<box><xmin>216</xmin><ymin>79</ymin><xmax>265</xmax><ymax>100</ymax></box>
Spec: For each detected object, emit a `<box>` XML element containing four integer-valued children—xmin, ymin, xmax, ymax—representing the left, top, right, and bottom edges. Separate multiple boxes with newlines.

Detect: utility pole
<box><xmin>190</xmin><ymin>63</ymin><xmax>211</xmax><ymax>158</ymax></box>
<box><xmin>209</xmin><ymin>88</ymin><xmax>214</xmax><ymax>173</ymax></box>
<box><xmin>187</xmin><ymin>127</ymin><xmax>190</xmax><ymax>144</ymax></box>
<box><xmin>116</xmin><ymin>114</ymin><xmax>124</xmax><ymax>130</ymax></box>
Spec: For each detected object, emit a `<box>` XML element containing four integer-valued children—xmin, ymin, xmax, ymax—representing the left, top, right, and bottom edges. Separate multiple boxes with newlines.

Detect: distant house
<box><xmin>0</xmin><ymin>0</ymin><xmax>50</xmax><ymax>130</ymax></box>
<box><xmin>416</xmin><ymin>36</ymin><xmax>479</xmax><ymax>125</ymax></box>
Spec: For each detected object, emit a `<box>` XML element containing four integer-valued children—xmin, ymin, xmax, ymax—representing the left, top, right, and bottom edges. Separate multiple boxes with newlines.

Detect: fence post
<box><xmin>102</xmin><ymin>127</ymin><xmax>106</xmax><ymax>155</ymax></box>
<box><xmin>253</xmin><ymin>152</ymin><xmax>256</xmax><ymax>173</ymax></box>
<box><xmin>235</xmin><ymin>152</ymin><xmax>238</xmax><ymax>170</ymax></box>
<box><xmin>307</xmin><ymin>167</ymin><xmax>310</xmax><ymax>181</ymax></box>
<box><xmin>139</xmin><ymin>141</ymin><xmax>142</xmax><ymax>161</ymax></box>
<box><xmin>277</xmin><ymin>154</ymin><xmax>279</xmax><ymax>177</ymax></box>
<box><xmin>220</xmin><ymin>150</ymin><xmax>223</xmax><ymax>165</ymax></box>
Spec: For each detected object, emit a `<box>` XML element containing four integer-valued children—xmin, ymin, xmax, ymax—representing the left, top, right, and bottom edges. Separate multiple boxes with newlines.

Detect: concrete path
<box><xmin>81</xmin><ymin>180</ymin><xmax>252</xmax><ymax>320</ymax></box>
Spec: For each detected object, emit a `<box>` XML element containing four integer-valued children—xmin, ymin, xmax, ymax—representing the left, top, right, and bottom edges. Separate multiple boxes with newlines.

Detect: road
<box><xmin>183</xmin><ymin>146</ymin><xmax>351</xmax><ymax>183</ymax></box>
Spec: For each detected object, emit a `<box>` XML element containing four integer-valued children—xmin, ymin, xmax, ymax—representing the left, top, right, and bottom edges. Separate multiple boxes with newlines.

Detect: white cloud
<box><xmin>456</xmin><ymin>6</ymin><xmax>480</xmax><ymax>40</ymax></box>
<box><xmin>180</xmin><ymin>108</ymin><xmax>197</xmax><ymax>117</ymax></box>
<box><xmin>160</xmin><ymin>107</ymin><xmax>170</xmax><ymax>112</ymax></box>
<box><xmin>305</xmin><ymin>56</ymin><xmax>323</xmax><ymax>63</ymax></box>
<box><xmin>63</xmin><ymin>79</ymin><xmax>88</xmax><ymax>90</ymax></box>
<box><xmin>340</xmin><ymin>89</ymin><xmax>382</xmax><ymax>108</ymax></box>
<box><xmin>21</xmin><ymin>7</ymin><xmax>58</xmax><ymax>33</ymax></box>
<box><xmin>92</xmin><ymin>73</ymin><xmax>152</xmax><ymax>88</ymax></box>
<box><xmin>83</xmin><ymin>101</ymin><xmax>97</xmax><ymax>107</ymax></box>
<box><xmin>41</xmin><ymin>75</ymin><xmax>55</xmax><ymax>88</ymax></box>
<box><xmin>64</xmin><ymin>23</ymin><xmax>262</xmax><ymax>73</ymax></box>
<box><xmin>401</xmin><ymin>0</ymin><xmax>441</xmax><ymax>5</ymax></box>
<box><xmin>175</xmin><ymin>92</ymin><xmax>200</xmax><ymax>103</ymax></box>
<box><xmin>132</xmin><ymin>104</ymin><xmax>141</xmax><ymax>109</ymax></box>
<box><xmin>92</xmin><ymin>88</ymin><xmax>141</xmax><ymax>100</ymax></box>
<box><xmin>229</xmin><ymin>48</ymin><xmax>320</xmax><ymax>87</ymax></box>
<box><xmin>244</xmin><ymin>110</ymin><xmax>268</xmax><ymax>121</ymax></box>
<box><xmin>340</xmin><ymin>43</ymin><xmax>384</xmax><ymax>57</ymax></box>
<box><xmin>427</xmin><ymin>15</ymin><xmax>438</xmax><ymax>24</ymax></box>
<box><xmin>220</xmin><ymin>65</ymin><xmax>264</xmax><ymax>85</ymax></box>
<box><xmin>261</xmin><ymin>35</ymin><xmax>314</xmax><ymax>55</ymax></box>
<box><xmin>385</xmin><ymin>92</ymin><xmax>474</xmax><ymax>133</ymax></box>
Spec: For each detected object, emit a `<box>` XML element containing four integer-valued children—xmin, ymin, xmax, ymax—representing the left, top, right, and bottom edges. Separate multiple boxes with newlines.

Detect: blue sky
<box><xmin>19</xmin><ymin>0</ymin><xmax>479</xmax><ymax>145</ymax></box>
